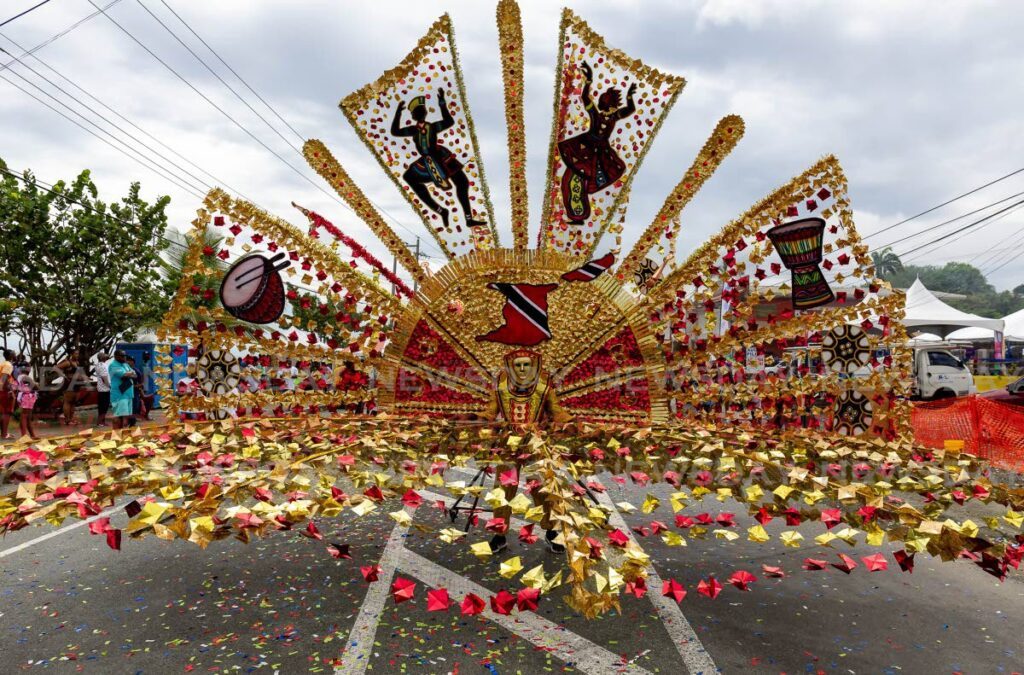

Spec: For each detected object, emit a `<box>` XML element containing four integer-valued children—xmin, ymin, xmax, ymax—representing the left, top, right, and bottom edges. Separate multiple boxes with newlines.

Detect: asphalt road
<box><xmin>2</xmin><ymin>470</ymin><xmax>1023</xmax><ymax>674</ymax></box>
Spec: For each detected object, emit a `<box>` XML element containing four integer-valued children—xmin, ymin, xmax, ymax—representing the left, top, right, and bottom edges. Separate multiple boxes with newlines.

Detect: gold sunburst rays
<box><xmin>497</xmin><ymin>0</ymin><xmax>529</xmax><ymax>251</ymax></box>
<box><xmin>304</xmin><ymin>139</ymin><xmax>429</xmax><ymax>287</ymax></box>
<box><xmin>618</xmin><ymin>115</ymin><xmax>745</xmax><ymax>285</ymax></box>
<box><xmin>340</xmin><ymin>14</ymin><xmax>499</xmax><ymax>258</ymax></box>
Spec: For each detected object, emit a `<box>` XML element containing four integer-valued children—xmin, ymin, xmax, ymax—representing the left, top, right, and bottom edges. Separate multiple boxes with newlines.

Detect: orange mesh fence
<box><xmin>912</xmin><ymin>396</ymin><xmax>1024</xmax><ymax>470</ymax></box>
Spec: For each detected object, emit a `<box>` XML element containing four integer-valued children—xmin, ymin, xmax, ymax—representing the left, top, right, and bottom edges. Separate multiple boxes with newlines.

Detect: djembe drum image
<box><xmin>219</xmin><ymin>252</ymin><xmax>289</xmax><ymax>324</ymax></box>
<box><xmin>766</xmin><ymin>217</ymin><xmax>834</xmax><ymax>310</ymax></box>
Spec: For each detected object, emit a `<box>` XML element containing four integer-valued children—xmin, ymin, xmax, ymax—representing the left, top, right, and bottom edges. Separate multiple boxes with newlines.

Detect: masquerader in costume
<box><xmin>391</xmin><ymin>88</ymin><xmax>487</xmax><ymax>229</ymax></box>
<box><xmin>557</xmin><ymin>61</ymin><xmax>636</xmax><ymax>224</ymax></box>
<box><xmin>484</xmin><ymin>349</ymin><xmax>570</xmax><ymax>555</ymax></box>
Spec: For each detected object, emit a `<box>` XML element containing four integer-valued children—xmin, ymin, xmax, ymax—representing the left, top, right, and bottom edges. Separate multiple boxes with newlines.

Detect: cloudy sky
<box><xmin>3</xmin><ymin>0</ymin><xmax>1024</xmax><ymax>290</ymax></box>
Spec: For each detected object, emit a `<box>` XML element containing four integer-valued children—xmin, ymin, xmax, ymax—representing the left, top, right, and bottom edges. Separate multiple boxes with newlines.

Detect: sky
<box><xmin>2</xmin><ymin>0</ymin><xmax>1024</xmax><ymax>291</ymax></box>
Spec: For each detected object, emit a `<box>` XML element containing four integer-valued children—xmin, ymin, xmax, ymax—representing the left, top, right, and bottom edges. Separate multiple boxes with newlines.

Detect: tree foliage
<box><xmin>875</xmin><ymin>250</ymin><xmax>1024</xmax><ymax>319</ymax></box>
<box><xmin>0</xmin><ymin>159</ymin><xmax>171</xmax><ymax>368</ymax></box>
<box><xmin>870</xmin><ymin>247</ymin><xmax>903</xmax><ymax>277</ymax></box>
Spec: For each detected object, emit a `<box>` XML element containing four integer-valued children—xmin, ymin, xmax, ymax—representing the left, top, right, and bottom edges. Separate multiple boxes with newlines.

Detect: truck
<box><xmin>911</xmin><ymin>346</ymin><xmax>976</xmax><ymax>400</ymax></box>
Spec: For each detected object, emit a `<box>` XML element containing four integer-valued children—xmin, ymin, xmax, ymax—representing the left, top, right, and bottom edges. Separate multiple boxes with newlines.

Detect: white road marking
<box><xmin>0</xmin><ymin>503</ymin><xmax>124</xmax><ymax>559</ymax></box>
<box><xmin>591</xmin><ymin>488</ymin><xmax>718</xmax><ymax>674</ymax></box>
<box><xmin>397</xmin><ymin>546</ymin><xmax>653</xmax><ymax>675</ymax></box>
<box><xmin>445</xmin><ymin>466</ymin><xmax>718</xmax><ymax>673</ymax></box>
<box><xmin>334</xmin><ymin>510</ymin><xmax>412</xmax><ymax>675</ymax></box>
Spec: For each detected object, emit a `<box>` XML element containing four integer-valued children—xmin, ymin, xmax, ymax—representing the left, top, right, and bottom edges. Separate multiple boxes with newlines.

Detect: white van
<box><xmin>912</xmin><ymin>348</ymin><xmax>976</xmax><ymax>400</ymax></box>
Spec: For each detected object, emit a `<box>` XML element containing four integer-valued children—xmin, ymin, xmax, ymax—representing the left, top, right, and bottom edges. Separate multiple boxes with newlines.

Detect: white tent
<box><xmin>947</xmin><ymin>306</ymin><xmax>1024</xmax><ymax>341</ymax></box>
<box><xmin>902</xmin><ymin>278</ymin><xmax>1004</xmax><ymax>338</ymax></box>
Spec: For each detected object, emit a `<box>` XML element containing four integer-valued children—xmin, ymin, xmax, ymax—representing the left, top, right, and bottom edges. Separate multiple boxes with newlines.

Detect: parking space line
<box><xmin>334</xmin><ymin>511</ymin><xmax>412</xmax><ymax>675</ymax></box>
<box><xmin>0</xmin><ymin>503</ymin><xmax>123</xmax><ymax>559</ymax></box>
<box><xmin>444</xmin><ymin>466</ymin><xmax>718</xmax><ymax>673</ymax></box>
<box><xmin>397</xmin><ymin>546</ymin><xmax>654</xmax><ymax>675</ymax></box>
<box><xmin>591</xmin><ymin>489</ymin><xmax>718</xmax><ymax>674</ymax></box>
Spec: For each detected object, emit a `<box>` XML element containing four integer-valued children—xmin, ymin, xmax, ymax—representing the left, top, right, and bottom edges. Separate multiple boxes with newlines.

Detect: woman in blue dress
<box><xmin>108</xmin><ymin>350</ymin><xmax>137</xmax><ymax>430</ymax></box>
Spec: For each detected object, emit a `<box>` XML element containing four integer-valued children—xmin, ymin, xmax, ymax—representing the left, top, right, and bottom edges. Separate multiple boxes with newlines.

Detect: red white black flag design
<box><xmin>561</xmin><ymin>252</ymin><xmax>615</xmax><ymax>282</ymax></box>
<box><xmin>476</xmin><ymin>283</ymin><xmax>558</xmax><ymax>346</ymax></box>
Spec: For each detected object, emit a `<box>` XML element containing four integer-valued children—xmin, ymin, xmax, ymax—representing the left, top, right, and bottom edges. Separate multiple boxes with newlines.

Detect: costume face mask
<box><xmin>508</xmin><ymin>354</ymin><xmax>539</xmax><ymax>391</ymax></box>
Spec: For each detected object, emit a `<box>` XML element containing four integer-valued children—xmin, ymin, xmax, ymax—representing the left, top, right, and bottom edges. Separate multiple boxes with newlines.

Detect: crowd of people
<box><xmin>0</xmin><ymin>348</ymin><xmax>153</xmax><ymax>440</ymax></box>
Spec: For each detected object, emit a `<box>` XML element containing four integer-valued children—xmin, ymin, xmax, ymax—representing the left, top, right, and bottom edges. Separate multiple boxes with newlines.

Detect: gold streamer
<box><xmin>619</xmin><ymin>115</ymin><xmax>745</xmax><ymax>283</ymax></box>
<box><xmin>497</xmin><ymin>0</ymin><xmax>529</xmax><ymax>251</ymax></box>
<box><xmin>303</xmin><ymin>139</ymin><xmax>427</xmax><ymax>286</ymax></box>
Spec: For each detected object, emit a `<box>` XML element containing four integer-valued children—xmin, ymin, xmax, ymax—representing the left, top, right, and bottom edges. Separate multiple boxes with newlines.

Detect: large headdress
<box><xmin>157</xmin><ymin>1</ymin><xmax>907</xmax><ymax>435</ymax></box>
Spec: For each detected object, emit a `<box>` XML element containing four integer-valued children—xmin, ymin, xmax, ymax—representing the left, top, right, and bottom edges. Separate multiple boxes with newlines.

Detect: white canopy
<box><xmin>947</xmin><ymin>305</ymin><xmax>1024</xmax><ymax>341</ymax></box>
<box><xmin>902</xmin><ymin>278</ymin><xmax>1004</xmax><ymax>338</ymax></box>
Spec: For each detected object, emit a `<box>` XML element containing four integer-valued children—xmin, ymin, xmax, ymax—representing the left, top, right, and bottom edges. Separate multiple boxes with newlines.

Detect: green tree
<box><xmin>870</xmin><ymin>247</ymin><xmax>903</xmax><ymax>277</ymax></box>
<box><xmin>156</xmin><ymin>225</ymin><xmax>227</xmax><ymax>322</ymax></box>
<box><xmin>0</xmin><ymin>159</ymin><xmax>171</xmax><ymax>369</ymax></box>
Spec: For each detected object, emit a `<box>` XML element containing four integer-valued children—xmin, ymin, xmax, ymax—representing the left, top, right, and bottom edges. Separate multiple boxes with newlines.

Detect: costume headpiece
<box><xmin>408</xmin><ymin>96</ymin><xmax>426</xmax><ymax>112</ymax></box>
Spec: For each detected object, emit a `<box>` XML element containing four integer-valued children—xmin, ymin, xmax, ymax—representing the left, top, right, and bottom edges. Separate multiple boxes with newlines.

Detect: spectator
<box><xmin>107</xmin><ymin>349</ymin><xmax>136</xmax><ymax>430</ymax></box>
<box><xmin>0</xmin><ymin>349</ymin><xmax>15</xmax><ymax>440</ymax></box>
<box><xmin>127</xmin><ymin>356</ymin><xmax>146</xmax><ymax>425</ymax></box>
<box><xmin>94</xmin><ymin>351</ymin><xmax>111</xmax><ymax>427</ymax></box>
<box><xmin>54</xmin><ymin>348</ymin><xmax>81</xmax><ymax>426</ymax></box>
<box><xmin>17</xmin><ymin>374</ymin><xmax>38</xmax><ymax>440</ymax></box>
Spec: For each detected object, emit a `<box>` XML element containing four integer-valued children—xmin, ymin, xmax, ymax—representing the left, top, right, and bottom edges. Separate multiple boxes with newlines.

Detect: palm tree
<box><xmin>870</xmin><ymin>247</ymin><xmax>903</xmax><ymax>278</ymax></box>
<box><xmin>150</xmin><ymin>226</ymin><xmax>230</xmax><ymax>331</ymax></box>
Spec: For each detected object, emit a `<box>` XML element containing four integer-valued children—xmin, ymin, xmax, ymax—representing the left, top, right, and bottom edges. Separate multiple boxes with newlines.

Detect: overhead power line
<box><xmin>0</xmin><ymin>31</ymin><xmax>260</xmax><ymax>204</ymax></box>
<box><xmin>89</xmin><ymin>0</ymin><xmax>441</xmax><ymax>260</ymax></box>
<box><xmin>0</xmin><ymin>0</ymin><xmax>54</xmax><ymax>29</ymax></box>
<box><xmin>865</xmin><ymin>165</ymin><xmax>1024</xmax><ymax>241</ymax></box>
<box><xmin>0</xmin><ymin>46</ymin><xmax>212</xmax><ymax>195</ymax></box>
<box><xmin>900</xmin><ymin>200</ymin><xmax>1024</xmax><ymax>264</ymax></box>
<box><xmin>156</xmin><ymin>0</ymin><xmax>303</xmax><ymax>143</ymax></box>
<box><xmin>874</xmin><ymin>189</ymin><xmax>1024</xmax><ymax>251</ymax></box>
<box><xmin>0</xmin><ymin>166</ymin><xmax>374</xmax><ymax>299</ymax></box>
<box><xmin>0</xmin><ymin>0</ymin><xmax>125</xmax><ymax>75</ymax></box>
<box><xmin>0</xmin><ymin>71</ymin><xmax>206</xmax><ymax>198</ymax></box>
<box><xmin>142</xmin><ymin>0</ymin><xmax>443</xmax><ymax>259</ymax></box>
<box><xmin>895</xmin><ymin>198</ymin><xmax>1024</xmax><ymax>259</ymax></box>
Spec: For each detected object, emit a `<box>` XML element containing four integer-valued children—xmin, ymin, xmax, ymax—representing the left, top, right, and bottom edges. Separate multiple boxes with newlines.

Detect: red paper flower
<box><xmin>360</xmin><ymin>565</ymin><xmax>381</xmax><ymax>582</ymax></box>
<box><xmin>697</xmin><ymin>577</ymin><xmax>722</xmax><ymax>599</ymax></box>
<box><xmin>516</xmin><ymin>587</ymin><xmax>540</xmax><ymax>611</ymax></box>
<box><xmin>326</xmin><ymin>543</ymin><xmax>351</xmax><ymax>559</ymax></box>
<box><xmin>485</xmin><ymin>517</ymin><xmax>509</xmax><ymax>534</ymax></box>
<box><xmin>893</xmin><ymin>550</ymin><xmax>915</xmax><ymax>573</ymax></box>
<box><xmin>490</xmin><ymin>590</ymin><xmax>516</xmax><ymax>615</ymax></box>
<box><xmin>832</xmin><ymin>554</ymin><xmax>858</xmax><ymax>574</ymax></box>
<box><xmin>427</xmin><ymin>588</ymin><xmax>451</xmax><ymax>612</ymax></box>
<box><xmin>862</xmin><ymin>554</ymin><xmax>888</xmax><ymax>572</ymax></box>
<box><xmin>461</xmin><ymin>593</ymin><xmax>486</xmax><ymax>615</ymax></box>
<box><xmin>820</xmin><ymin>508</ymin><xmax>842</xmax><ymax>529</ymax></box>
<box><xmin>391</xmin><ymin>577</ymin><xmax>416</xmax><ymax>604</ymax></box>
<box><xmin>761</xmin><ymin>565</ymin><xmax>786</xmax><ymax>578</ymax></box>
<box><xmin>518</xmin><ymin>524</ymin><xmax>538</xmax><ymax>544</ymax></box>
<box><xmin>728</xmin><ymin>570</ymin><xmax>757</xmax><ymax>591</ymax></box>
<box><xmin>303</xmin><ymin>521</ymin><xmax>323</xmax><ymax>540</ymax></box>
<box><xmin>662</xmin><ymin>578</ymin><xmax>686</xmax><ymax>603</ymax></box>
<box><xmin>626</xmin><ymin>577</ymin><xmax>647</xmax><ymax>598</ymax></box>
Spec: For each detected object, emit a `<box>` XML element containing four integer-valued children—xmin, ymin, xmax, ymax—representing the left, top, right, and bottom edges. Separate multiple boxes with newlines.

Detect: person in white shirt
<box><xmin>94</xmin><ymin>352</ymin><xmax>111</xmax><ymax>427</ymax></box>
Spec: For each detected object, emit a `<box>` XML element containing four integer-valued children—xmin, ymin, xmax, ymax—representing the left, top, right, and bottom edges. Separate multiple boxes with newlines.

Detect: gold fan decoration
<box><xmin>11</xmin><ymin>1</ymin><xmax>1018</xmax><ymax>628</ymax></box>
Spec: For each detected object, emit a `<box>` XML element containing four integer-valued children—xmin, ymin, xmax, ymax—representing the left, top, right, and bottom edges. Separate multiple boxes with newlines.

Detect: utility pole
<box><xmin>393</xmin><ymin>236</ymin><xmax>427</xmax><ymax>294</ymax></box>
